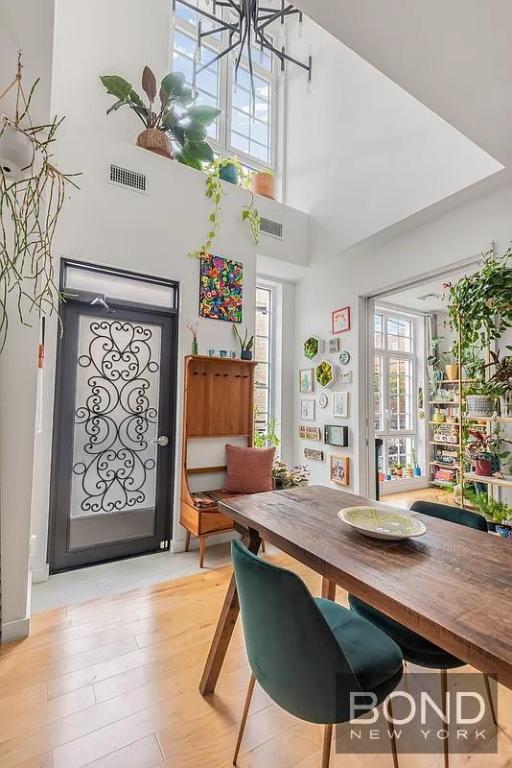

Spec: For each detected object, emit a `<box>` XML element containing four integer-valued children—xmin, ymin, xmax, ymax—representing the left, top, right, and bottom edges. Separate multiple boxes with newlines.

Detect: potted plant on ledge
<box><xmin>100</xmin><ymin>67</ymin><xmax>220</xmax><ymax>168</ymax></box>
<box><xmin>465</xmin><ymin>427</ymin><xmax>511</xmax><ymax>477</ymax></box>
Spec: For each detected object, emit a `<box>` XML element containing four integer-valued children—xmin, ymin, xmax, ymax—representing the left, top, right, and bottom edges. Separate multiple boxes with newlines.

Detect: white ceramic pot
<box><xmin>0</xmin><ymin>119</ymin><xmax>34</xmax><ymax>178</ymax></box>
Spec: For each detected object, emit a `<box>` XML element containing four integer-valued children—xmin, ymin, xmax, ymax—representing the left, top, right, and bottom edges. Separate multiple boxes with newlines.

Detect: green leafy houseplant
<box><xmin>474</xmin><ymin>493</ymin><xmax>512</xmax><ymax>525</ymax></box>
<box><xmin>448</xmin><ymin>246</ymin><xmax>512</xmax><ymax>350</ymax></box>
<box><xmin>253</xmin><ymin>413</ymin><xmax>281</xmax><ymax>449</ymax></box>
<box><xmin>233</xmin><ymin>324</ymin><xmax>254</xmax><ymax>359</ymax></box>
<box><xmin>100</xmin><ymin>67</ymin><xmax>220</xmax><ymax>169</ymax></box>
<box><xmin>189</xmin><ymin>156</ymin><xmax>260</xmax><ymax>259</ymax></box>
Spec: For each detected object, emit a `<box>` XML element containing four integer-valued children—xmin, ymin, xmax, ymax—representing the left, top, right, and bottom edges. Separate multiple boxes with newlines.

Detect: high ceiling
<box><xmin>293</xmin><ymin>0</ymin><xmax>512</xmax><ymax>168</ymax></box>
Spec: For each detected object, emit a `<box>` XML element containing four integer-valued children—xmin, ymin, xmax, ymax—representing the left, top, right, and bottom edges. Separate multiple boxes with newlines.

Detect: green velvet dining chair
<box><xmin>348</xmin><ymin>499</ymin><xmax>494</xmax><ymax>768</ymax></box>
<box><xmin>231</xmin><ymin>538</ymin><xmax>404</xmax><ymax>768</ymax></box>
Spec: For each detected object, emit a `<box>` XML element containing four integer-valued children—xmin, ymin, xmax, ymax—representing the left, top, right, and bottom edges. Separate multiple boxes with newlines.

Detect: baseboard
<box><xmin>31</xmin><ymin>564</ymin><xmax>50</xmax><ymax>583</ymax></box>
<box><xmin>2</xmin><ymin>615</ymin><xmax>30</xmax><ymax>643</ymax></box>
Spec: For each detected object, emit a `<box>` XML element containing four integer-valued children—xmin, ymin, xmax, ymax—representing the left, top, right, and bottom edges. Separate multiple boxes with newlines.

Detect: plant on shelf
<box><xmin>189</xmin><ymin>156</ymin><xmax>260</xmax><ymax>259</ymax></box>
<box><xmin>272</xmin><ymin>460</ymin><xmax>310</xmax><ymax>489</ymax></box>
<box><xmin>100</xmin><ymin>67</ymin><xmax>220</xmax><ymax>168</ymax></box>
<box><xmin>464</xmin><ymin>427</ymin><xmax>511</xmax><ymax>477</ymax></box>
<box><xmin>233</xmin><ymin>324</ymin><xmax>254</xmax><ymax>360</ymax></box>
<box><xmin>485</xmin><ymin>349</ymin><xmax>512</xmax><ymax>416</ymax></box>
<box><xmin>253</xmin><ymin>412</ymin><xmax>281</xmax><ymax>449</ymax></box>
<box><xmin>448</xmin><ymin>245</ymin><xmax>512</xmax><ymax>350</ymax></box>
<box><xmin>427</xmin><ymin>335</ymin><xmax>459</xmax><ymax>381</ymax></box>
<box><xmin>474</xmin><ymin>493</ymin><xmax>512</xmax><ymax>529</ymax></box>
<box><xmin>464</xmin><ymin>379</ymin><xmax>503</xmax><ymax>418</ymax></box>
<box><xmin>411</xmin><ymin>448</ymin><xmax>422</xmax><ymax>477</ymax></box>
<box><xmin>0</xmin><ymin>54</ymin><xmax>79</xmax><ymax>352</ymax></box>
<box><xmin>186</xmin><ymin>322</ymin><xmax>198</xmax><ymax>355</ymax></box>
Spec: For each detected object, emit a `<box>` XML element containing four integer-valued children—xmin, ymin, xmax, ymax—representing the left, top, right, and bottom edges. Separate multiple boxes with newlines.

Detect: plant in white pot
<box><xmin>100</xmin><ymin>67</ymin><xmax>220</xmax><ymax>169</ymax></box>
<box><xmin>0</xmin><ymin>55</ymin><xmax>78</xmax><ymax>351</ymax></box>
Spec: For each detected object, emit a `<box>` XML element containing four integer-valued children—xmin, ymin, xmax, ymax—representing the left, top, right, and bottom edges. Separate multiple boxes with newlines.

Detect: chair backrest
<box><xmin>410</xmin><ymin>500</ymin><xmax>488</xmax><ymax>531</ymax></box>
<box><xmin>232</xmin><ymin>539</ymin><xmax>360</xmax><ymax>724</ymax></box>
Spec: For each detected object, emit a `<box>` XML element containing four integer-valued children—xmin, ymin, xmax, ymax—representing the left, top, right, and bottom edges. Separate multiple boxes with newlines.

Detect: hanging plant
<box><xmin>100</xmin><ymin>67</ymin><xmax>220</xmax><ymax>169</ymax></box>
<box><xmin>447</xmin><ymin>246</ymin><xmax>512</xmax><ymax>351</ymax></box>
<box><xmin>189</xmin><ymin>156</ymin><xmax>260</xmax><ymax>259</ymax></box>
<box><xmin>0</xmin><ymin>54</ymin><xmax>79</xmax><ymax>351</ymax></box>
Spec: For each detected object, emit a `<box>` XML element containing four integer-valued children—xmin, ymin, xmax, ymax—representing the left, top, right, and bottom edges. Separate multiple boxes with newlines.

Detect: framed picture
<box><xmin>328</xmin><ymin>338</ymin><xmax>340</xmax><ymax>353</ymax></box>
<box><xmin>332</xmin><ymin>306</ymin><xmax>351</xmax><ymax>335</ymax></box>
<box><xmin>299</xmin><ymin>425</ymin><xmax>322</xmax><ymax>441</ymax></box>
<box><xmin>330</xmin><ymin>455</ymin><xmax>350</xmax><ymax>486</ymax></box>
<box><xmin>300</xmin><ymin>399</ymin><xmax>316</xmax><ymax>421</ymax></box>
<box><xmin>333</xmin><ymin>392</ymin><xmax>349</xmax><ymax>418</ymax></box>
<box><xmin>304</xmin><ymin>448</ymin><xmax>324</xmax><ymax>461</ymax></box>
<box><xmin>339</xmin><ymin>370</ymin><xmax>353</xmax><ymax>384</ymax></box>
<box><xmin>199</xmin><ymin>254</ymin><xmax>243</xmax><ymax>323</ymax></box>
<box><xmin>299</xmin><ymin>367</ymin><xmax>314</xmax><ymax>393</ymax></box>
<box><xmin>324</xmin><ymin>424</ymin><xmax>349</xmax><ymax>447</ymax></box>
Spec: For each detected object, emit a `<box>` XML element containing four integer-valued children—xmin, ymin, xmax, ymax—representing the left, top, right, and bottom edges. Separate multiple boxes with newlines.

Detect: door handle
<box><xmin>155</xmin><ymin>435</ymin><xmax>169</xmax><ymax>447</ymax></box>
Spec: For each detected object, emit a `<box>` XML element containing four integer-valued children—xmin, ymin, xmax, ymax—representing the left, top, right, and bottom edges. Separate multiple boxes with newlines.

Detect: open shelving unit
<box><xmin>428</xmin><ymin>378</ymin><xmax>461</xmax><ymax>489</ymax></box>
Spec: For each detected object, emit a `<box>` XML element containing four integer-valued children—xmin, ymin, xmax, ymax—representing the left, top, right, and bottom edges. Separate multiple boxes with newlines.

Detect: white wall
<box><xmin>27</xmin><ymin>0</ymin><xmax>309</xmax><ymax>585</ymax></box>
<box><xmin>284</xmin><ymin>15</ymin><xmax>502</xmax><ymax>252</ymax></box>
<box><xmin>0</xmin><ymin>0</ymin><xmax>56</xmax><ymax>640</ymax></box>
<box><xmin>291</xmin><ymin>176</ymin><xmax>512</xmax><ymax>495</ymax></box>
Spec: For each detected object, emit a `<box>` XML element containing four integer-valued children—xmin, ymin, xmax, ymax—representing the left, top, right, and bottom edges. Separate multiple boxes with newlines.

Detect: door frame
<box><xmin>48</xmin><ymin>261</ymin><xmax>179</xmax><ymax>573</ymax></box>
<box><xmin>358</xmin><ymin>253</ymin><xmax>483</xmax><ymax>499</ymax></box>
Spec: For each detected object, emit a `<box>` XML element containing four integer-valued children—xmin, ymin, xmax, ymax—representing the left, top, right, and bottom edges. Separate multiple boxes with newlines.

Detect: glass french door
<box><xmin>374</xmin><ymin>310</ymin><xmax>417</xmax><ymax>476</ymax></box>
<box><xmin>49</xmin><ymin>299</ymin><xmax>177</xmax><ymax>572</ymax></box>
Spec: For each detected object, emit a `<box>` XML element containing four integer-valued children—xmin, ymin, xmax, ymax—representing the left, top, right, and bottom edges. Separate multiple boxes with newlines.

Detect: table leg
<box><xmin>321</xmin><ymin>577</ymin><xmax>336</xmax><ymax>601</ymax></box>
<box><xmin>199</xmin><ymin>527</ymin><xmax>261</xmax><ymax>696</ymax></box>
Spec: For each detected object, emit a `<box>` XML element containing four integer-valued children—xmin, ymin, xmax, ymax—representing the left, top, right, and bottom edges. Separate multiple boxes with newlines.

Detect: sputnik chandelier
<box><xmin>173</xmin><ymin>0</ymin><xmax>312</xmax><ymax>100</ymax></box>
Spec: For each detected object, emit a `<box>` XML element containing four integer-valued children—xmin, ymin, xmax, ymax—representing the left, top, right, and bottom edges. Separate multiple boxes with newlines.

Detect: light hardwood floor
<box><xmin>1</xmin><ymin>553</ymin><xmax>511</xmax><ymax>768</ymax></box>
<box><xmin>383</xmin><ymin>486</ymin><xmax>454</xmax><ymax>509</ymax></box>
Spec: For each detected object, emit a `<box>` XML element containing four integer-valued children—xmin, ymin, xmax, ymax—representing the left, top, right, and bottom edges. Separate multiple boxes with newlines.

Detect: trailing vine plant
<box><xmin>0</xmin><ymin>54</ymin><xmax>78</xmax><ymax>351</ymax></box>
<box><xmin>189</xmin><ymin>156</ymin><xmax>260</xmax><ymax>259</ymax></box>
<box><xmin>447</xmin><ymin>245</ymin><xmax>512</xmax><ymax>352</ymax></box>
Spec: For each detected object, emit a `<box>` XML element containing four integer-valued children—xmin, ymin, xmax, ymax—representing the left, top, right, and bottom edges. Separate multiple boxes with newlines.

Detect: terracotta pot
<box><xmin>251</xmin><ymin>171</ymin><xmax>275</xmax><ymax>199</ymax></box>
<box><xmin>475</xmin><ymin>457</ymin><xmax>492</xmax><ymax>477</ymax></box>
<box><xmin>445</xmin><ymin>364</ymin><xmax>459</xmax><ymax>381</ymax></box>
<box><xmin>136</xmin><ymin>128</ymin><xmax>173</xmax><ymax>159</ymax></box>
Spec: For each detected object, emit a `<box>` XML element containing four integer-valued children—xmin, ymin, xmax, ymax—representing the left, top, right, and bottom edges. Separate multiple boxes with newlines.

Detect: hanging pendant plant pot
<box><xmin>136</xmin><ymin>128</ymin><xmax>173</xmax><ymax>159</ymax></box>
<box><xmin>0</xmin><ymin>117</ymin><xmax>34</xmax><ymax>179</ymax></box>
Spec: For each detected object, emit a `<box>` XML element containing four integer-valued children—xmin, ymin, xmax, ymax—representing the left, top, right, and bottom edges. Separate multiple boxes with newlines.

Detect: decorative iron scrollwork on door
<box><xmin>72</xmin><ymin>320</ymin><xmax>161</xmax><ymax>516</ymax></box>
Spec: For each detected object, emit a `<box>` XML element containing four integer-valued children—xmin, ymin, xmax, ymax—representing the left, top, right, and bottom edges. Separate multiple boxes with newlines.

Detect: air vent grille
<box><xmin>260</xmin><ymin>217</ymin><xmax>283</xmax><ymax>239</ymax></box>
<box><xmin>109</xmin><ymin>164</ymin><xmax>147</xmax><ymax>193</ymax></box>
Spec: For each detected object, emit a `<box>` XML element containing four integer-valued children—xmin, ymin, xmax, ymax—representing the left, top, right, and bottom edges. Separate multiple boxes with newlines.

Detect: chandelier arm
<box><xmin>256</xmin><ymin>4</ymin><xmax>294</xmax><ymax>33</ymax></box>
<box><xmin>258</xmin><ymin>36</ymin><xmax>311</xmax><ymax>72</ymax></box>
<box><xmin>199</xmin><ymin>25</ymin><xmax>230</xmax><ymax>39</ymax></box>
<box><xmin>175</xmin><ymin>0</ymin><xmax>238</xmax><ymax>31</ymax></box>
<box><xmin>196</xmin><ymin>38</ymin><xmax>241</xmax><ymax>74</ymax></box>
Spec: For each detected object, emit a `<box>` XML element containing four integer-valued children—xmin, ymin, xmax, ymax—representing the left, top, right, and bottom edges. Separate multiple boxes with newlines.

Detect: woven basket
<box><xmin>136</xmin><ymin>128</ymin><xmax>173</xmax><ymax>159</ymax></box>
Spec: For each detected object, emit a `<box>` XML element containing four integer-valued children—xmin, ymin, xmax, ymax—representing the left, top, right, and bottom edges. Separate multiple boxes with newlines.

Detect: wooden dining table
<box><xmin>199</xmin><ymin>485</ymin><xmax>512</xmax><ymax>696</ymax></box>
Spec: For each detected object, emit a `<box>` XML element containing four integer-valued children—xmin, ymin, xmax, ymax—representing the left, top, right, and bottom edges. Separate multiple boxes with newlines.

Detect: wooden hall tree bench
<box><xmin>180</xmin><ymin>355</ymin><xmax>257</xmax><ymax>567</ymax></box>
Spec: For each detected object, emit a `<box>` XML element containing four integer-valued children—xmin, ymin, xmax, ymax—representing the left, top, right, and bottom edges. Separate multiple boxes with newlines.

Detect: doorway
<box><xmin>48</xmin><ymin>262</ymin><xmax>179</xmax><ymax>572</ymax></box>
<box><xmin>361</xmin><ymin>255</ymin><xmax>481</xmax><ymax>502</ymax></box>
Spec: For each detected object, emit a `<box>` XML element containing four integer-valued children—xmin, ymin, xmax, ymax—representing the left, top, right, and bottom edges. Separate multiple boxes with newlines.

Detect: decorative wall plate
<box><xmin>318</xmin><ymin>393</ymin><xmax>328</xmax><ymax>409</ymax></box>
<box><xmin>339</xmin><ymin>350</ymin><xmax>351</xmax><ymax>365</ymax></box>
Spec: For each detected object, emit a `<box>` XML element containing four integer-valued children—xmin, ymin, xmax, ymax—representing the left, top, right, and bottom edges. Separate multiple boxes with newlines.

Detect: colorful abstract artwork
<box><xmin>199</xmin><ymin>254</ymin><xmax>243</xmax><ymax>323</ymax></box>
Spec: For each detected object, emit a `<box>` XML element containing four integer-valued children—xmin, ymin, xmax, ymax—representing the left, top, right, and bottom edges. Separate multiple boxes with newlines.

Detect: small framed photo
<box><xmin>300</xmin><ymin>399</ymin><xmax>316</xmax><ymax>421</ymax></box>
<box><xmin>304</xmin><ymin>448</ymin><xmax>324</xmax><ymax>461</ymax></box>
<box><xmin>328</xmin><ymin>338</ymin><xmax>340</xmax><ymax>354</ymax></box>
<box><xmin>330</xmin><ymin>455</ymin><xmax>350</xmax><ymax>486</ymax></box>
<box><xmin>333</xmin><ymin>392</ymin><xmax>349</xmax><ymax>418</ymax></box>
<box><xmin>299</xmin><ymin>368</ymin><xmax>314</xmax><ymax>393</ymax></box>
<box><xmin>324</xmin><ymin>424</ymin><xmax>349</xmax><ymax>447</ymax></box>
<box><xmin>332</xmin><ymin>306</ymin><xmax>351</xmax><ymax>335</ymax></box>
<box><xmin>339</xmin><ymin>370</ymin><xmax>353</xmax><ymax>384</ymax></box>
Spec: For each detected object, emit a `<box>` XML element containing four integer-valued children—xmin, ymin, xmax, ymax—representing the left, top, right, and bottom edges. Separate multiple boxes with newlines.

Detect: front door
<box><xmin>49</xmin><ymin>297</ymin><xmax>177</xmax><ymax>572</ymax></box>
